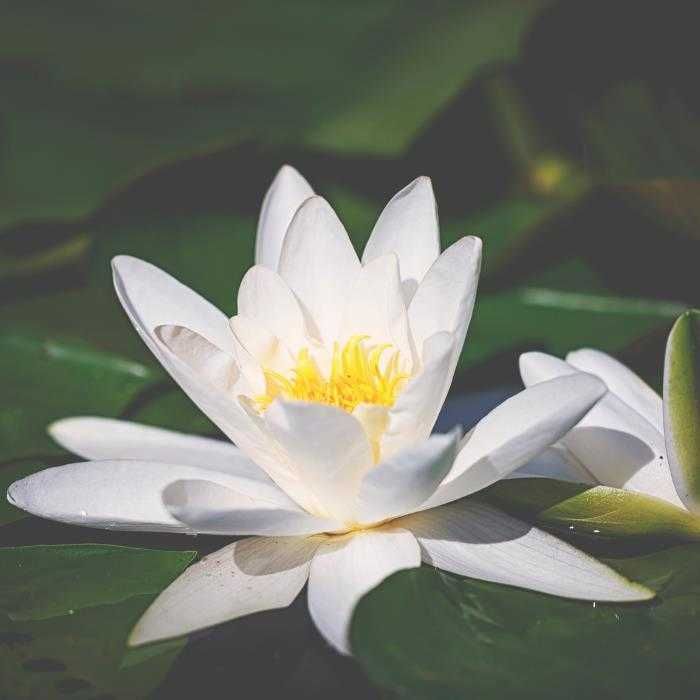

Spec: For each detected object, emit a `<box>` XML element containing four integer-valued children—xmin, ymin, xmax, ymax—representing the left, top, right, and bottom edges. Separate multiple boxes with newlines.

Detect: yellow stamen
<box><xmin>255</xmin><ymin>335</ymin><xmax>408</xmax><ymax>413</ymax></box>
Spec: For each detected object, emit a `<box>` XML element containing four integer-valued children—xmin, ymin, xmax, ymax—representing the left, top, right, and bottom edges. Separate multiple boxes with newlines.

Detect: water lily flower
<box><xmin>517</xmin><ymin>314</ymin><xmax>699</xmax><ymax>515</ymax></box>
<box><xmin>8</xmin><ymin>166</ymin><xmax>652</xmax><ymax>655</ymax></box>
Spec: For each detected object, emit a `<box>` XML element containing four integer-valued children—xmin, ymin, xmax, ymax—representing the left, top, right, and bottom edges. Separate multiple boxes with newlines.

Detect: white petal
<box><xmin>362</xmin><ymin>176</ymin><xmax>440</xmax><ymax>300</ymax></box>
<box><xmin>255</xmin><ymin>165</ymin><xmax>315</xmax><ymax>272</ymax></box>
<box><xmin>400</xmin><ymin>500</ymin><xmax>653</xmax><ymax>601</ymax></box>
<box><xmin>357</xmin><ymin>430</ymin><xmax>460</xmax><ymax>525</ymax></box>
<box><xmin>112</xmin><ymin>255</ymin><xmax>234</xmax><ymax>355</ymax></box>
<box><xmin>129</xmin><ymin>536</ymin><xmax>320</xmax><ymax>646</ymax></box>
<box><xmin>520</xmin><ymin>352</ymin><xmax>682</xmax><ymax>507</ymax></box>
<box><xmin>156</xmin><ymin>325</ymin><xmax>238</xmax><ymax>392</ymax></box>
<box><xmin>163</xmin><ymin>479</ymin><xmax>340</xmax><ymax>535</ymax></box>
<box><xmin>408</xmin><ymin>236</ymin><xmax>482</xmax><ymax>355</ymax></box>
<box><xmin>278</xmin><ymin>196</ymin><xmax>361</xmax><ymax>343</ymax></box>
<box><xmin>237</xmin><ymin>265</ymin><xmax>308</xmax><ymax>351</ymax></box>
<box><xmin>264</xmin><ymin>400</ymin><xmax>373</xmax><ymax>522</ymax></box>
<box><xmin>339</xmin><ymin>254</ymin><xmax>414</xmax><ymax>366</ymax></box>
<box><xmin>568</xmin><ymin>397</ymin><xmax>682</xmax><ymax>506</ymax></box>
<box><xmin>510</xmin><ymin>444</ymin><xmax>597</xmax><ymax>483</ymax></box>
<box><xmin>425</xmin><ymin>373</ymin><xmax>606</xmax><ymax>508</ymax></box>
<box><xmin>519</xmin><ymin>350</ymin><xmax>577</xmax><ymax>386</ymax></box>
<box><xmin>382</xmin><ymin>332</ymin><xmax>456</xmax><ymax>456</ymax></box>
<box><xmin>48</xmin><ymin>417</ymin><xmax>265</xmax><ymax>480</ymax></box>
<box><xmin>567</xmin><ymin>348</ymin><xmax>663</xmax><ymax>432</ymax></box>
<box><xmin>7</xmin><ymin>460</ymin><xmax>292</xmax><ymax>533</ymax></box>
<box><xmin>112</xmin><ymin>256</ymin><xmax>267</xmax><ymax>456</ymax></box>
<box><xmin>228</xmin><ymin>315</ymin><xmax>268</xmax><ymax>394</ymax></box>
<box><xmin>307</xmin><ymin>528</ymin><xmax>421</xmax><ymax>654</ymax></box>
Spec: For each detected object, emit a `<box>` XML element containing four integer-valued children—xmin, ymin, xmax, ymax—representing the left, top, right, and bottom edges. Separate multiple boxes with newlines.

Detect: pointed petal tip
<box><xmin>111</xmin><ymin>253</ymin><xmax>144</xmax><ymax>273</ymax></box>
<box><xmin>126</xmin><ymin>620</ymin><xmax>170</xmax><ymax>648</ymax></box>
<box><xmin>276</xmin><ymin>163</ymin><xmax>304</xmax><ymax>181</ymax></box>
<box><xmin>6</xmin><ymin>479</ymin><xmax>20</xmax><ymax>507</ymax></box>
<box><xmin>395</xmin><ymin>175</ymin><xmax>434</xmax><ymax>200</ymax></box>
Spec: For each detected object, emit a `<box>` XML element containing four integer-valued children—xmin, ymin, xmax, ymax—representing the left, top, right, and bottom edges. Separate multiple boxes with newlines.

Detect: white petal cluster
<box><xmin>8</xmin><ymin>167</ymin><xmax>652</xmax><ymax>655</ymax></box>
<box><xmin>517</xmin><ymin>346</ymin><xmax>697</xmax><ymax>513</ymax></box>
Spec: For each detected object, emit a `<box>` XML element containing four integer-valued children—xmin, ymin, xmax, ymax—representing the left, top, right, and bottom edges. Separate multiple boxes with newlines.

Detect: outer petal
<box><xmin>111</xmin><ymin>256</ymin><xmax>271</xmax><ymax>463</ymax></box>
<box><xmin>339</xmin><ymin>253</ymin><xmax>414</xmax><ymax>367</ymax></box>
<box><xmin>7</xmin><ymin>460</ymin><xmax>294</xmax><ymax>533</ymax></box>
<box><xmin>382</xmin><ymin>331</ymin><xmax>455</xmax><ymax>456</ymax></box>
<box><xmin>112</xmin><ymin>255</ymin><xmax>234</xmax><ymax>355</ymax></box>
<box><xmin>520</xmin><ymin>351</ymin><xmax>682</xmax><ymax>507</ymax></box>
<box><xmin>163</xmin><ymin>479</ymin><xmax>341</xmax><ymax>536</ymax></box>
<box><xmin>153</xmin><ymin>323</ymin><xmax>308</xmax><ymax>503</ymax></box>
<box><xmin>356</xmin><ymin>430</ymin><xmax>460</xmax><ymax>525</ymax></box>
<box><xmin>48</xmin><ymin>417</ymin><xmax>265</xmax><ymax>480</ymax></box>
<box><xmin>567</xmin><ymin>348</ymin><xmax>663</xmax><ymax>432</ymax></box>
<box><xmin>129</xmin><ymin>536</ymin><xmax>320</xmax><ymax>646</ymax></box>
<box><xmin>264</xmin><ymin>400</ymin><xmax>373</xmax><ymax>522</ymax></box>
<box><xmin>425</xmin><ymin>373</ymin><xmax>606</xmax><ymax>508</ymax></box>
<box><xmin>307</xmin><ymin>528</ymin><xmax>421</xmax><ymax>654</ymax></box>
<box><xmin>255</xmin><ymin>164</ymin><xmax>314</xmax><ymax>272</ymax></box>
<box><xmin>278</xmin><ymin>196</ymin><xmax>361</xmax><ymax>343</ymax></box>
<box><xmin>408</xmin><ymin>236</ymin><xmax>482</xmax><ymax>357</ymax></box>
<box><xmin>400</xmin><ymin>500</ymin><xmax>653</xmax><ymax>601</ymax></box>
<box><xmin>362</xmin><ymin>176</ymin><xmax>440</xmax><ymax>300</ymax></box>
<box><xmin>237</xmin><ymin>265</ymin><xmax>309</xmax><ymax>351</ymax></box>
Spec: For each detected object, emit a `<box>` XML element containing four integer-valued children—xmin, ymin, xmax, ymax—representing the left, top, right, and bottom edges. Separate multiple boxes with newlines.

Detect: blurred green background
<box><xmin>2</xmin><ymin>1</ymin><xmax>700</xmax><ymax>698</ymax></box>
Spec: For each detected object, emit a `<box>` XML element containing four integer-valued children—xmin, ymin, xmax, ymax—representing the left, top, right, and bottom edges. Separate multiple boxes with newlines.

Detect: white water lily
<box><xmin>516</xmin><ymin>334</ymin><xmax>698</xmax><ymax>515</ymax></box>
<box><xmin>8</xmin><ymin>166</ymin><xmax>652</xmax><ymax>655</ymax></box>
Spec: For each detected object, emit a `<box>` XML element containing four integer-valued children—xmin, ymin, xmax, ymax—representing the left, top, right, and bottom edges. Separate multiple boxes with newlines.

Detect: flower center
<box><xmin>255</xmin><ymin>335</ymin><xmax>408</xmax><ymax>413</ymax></box>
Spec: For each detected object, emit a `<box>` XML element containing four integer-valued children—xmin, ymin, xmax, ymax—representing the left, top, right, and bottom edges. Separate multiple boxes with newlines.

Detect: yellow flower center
<box><xmin>255</xmin><ymin>335</ymin><xmax>408</xmax><ymax>413</ymax></box>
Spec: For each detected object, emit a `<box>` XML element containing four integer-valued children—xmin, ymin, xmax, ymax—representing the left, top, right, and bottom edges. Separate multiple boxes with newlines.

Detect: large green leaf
<box><xmin>663</xmin><ymin>309</ymin><xmax>700</xmax><ymax>510</ymax></box>
<box><xmin>0</xmin><ymin>545</ymin><xmax>195</xmax><ymax>699</ymax></box>
<box><xmin>463</xmin><ymin>287</ymin><xmax>683</xmax><ymax>370</ymax></box>
<box><xmin>485</xmin><ymin>478</ymin><xmax>700</xmax><ymax>541</ymax></box>
<box><xmin>352</xmin><ymin>542</ymin><xmax>700</xmax><ymax>699</ymax></box>
<box><xmin>0</xmin><ymin>327</ymin><xmax>162</xmax><ymax>464</ymax></box>
<box><xmin>0</xmin><ymin>1</ymin><xmax>549</xmax><ymax>231</ymax></box>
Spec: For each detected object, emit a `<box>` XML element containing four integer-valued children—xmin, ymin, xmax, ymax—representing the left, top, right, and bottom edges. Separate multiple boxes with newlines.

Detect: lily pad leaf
<box><xmin>463</xmin><ymin>287</ymin><xmax>684</xmax><ymax>371</ymax></box>
<box><xmin>351</xmin><ymin>543</ymin><xmax>700</xmax><ymax>700</ymax></box>
<box><xmin>0</xmin><ymin>545</ymin><xmax>195</xmax><ymax>699</ymax></box>
<box><xmin>0</xmin><ymin>1</ymin><xmax>550</xmax><ymax>231</ymax></box>
<box><xmin>485</xmin><ymin>478</ymin><xmax>700</xmax><ymax>541</ymax></box>
<box><xmin>0</xmin><ymin>327</ymin><xmax>162</xmax><ymax>464</ymax></box>
<box><xmin>0</xmin><ymin>545</ymin><xmax>196</xmax><ymax>621</ymax></box>
<box><xmin>664</xmin><ymin>309</ymin><xmax>700</xmax><ymax>512</ymax></box>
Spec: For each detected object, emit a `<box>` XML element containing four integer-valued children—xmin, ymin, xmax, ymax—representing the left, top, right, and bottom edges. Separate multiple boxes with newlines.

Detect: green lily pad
<box><xmin>0</xmin><ymin>545</ymin><xmax>195</xmax><ymax>699</ymax></box>
<box><xmin>351</xmin><ymin>542</ymin><xmax>700</xmax><ymax>699</ymax></box>
<box><xmin>0</xmin><ymin>1</ymin><xmax>549</xmax><ymax>231</ymax></box>
<box><xmin>464</xmin><ymin>287</ymin><xmax>684</xmax><ymax>370</ymax></box>
<box><xmin>485</xmin><ymin>478</ymin><xmax>700</xmax><ymax>541</ymax></box>
<box><xmin>0</xmin><ymin>327</ymin><xmax>162</xmax><ymax>464</ymax></box>
<box><xmin>664</xmin><ymin>309</ymin><xmax>700</xmax><ymax>510</ymax></box>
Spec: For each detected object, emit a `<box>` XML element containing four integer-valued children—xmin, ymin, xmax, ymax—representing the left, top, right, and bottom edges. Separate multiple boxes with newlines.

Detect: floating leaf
<box><xmin>0</xmin><ymin>1</ymin><xmax>549</xmax><ymax>231</ymax></box>
<box><xmin>0</xmin><ymin>328</ymin><xmax>161</xmax><ymax>463</ymax></box>
<box><xmin>463</xmin><ymin>287</ymin><xmax>683</xmax><ymax>370</ymax></box>
<box><xmin>485</xmin><ymin>478</ymin><xmax>700</xmax><ymax>540</ymax></box>
<box><xmin>0</xmin><ymin>545</ymin><xmax>195</xmax><ymax>699</ymax></box>
<box><xmin>352</xmin><ymin>543</ymin><xmax>700</xmax><ymax>699</ymax></box>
